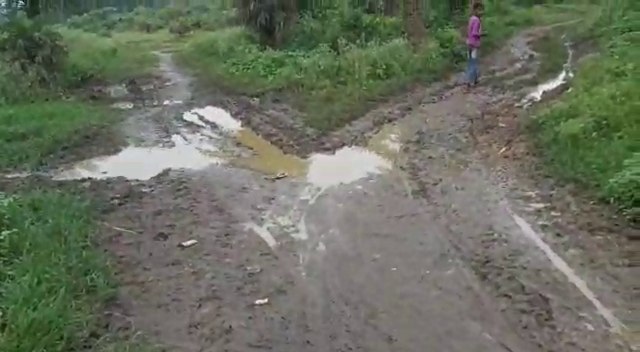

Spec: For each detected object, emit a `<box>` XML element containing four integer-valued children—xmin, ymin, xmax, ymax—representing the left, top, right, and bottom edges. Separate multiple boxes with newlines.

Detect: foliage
<box><xmin>65</xmin><ymin>4</ymin><xmax>233</xmax><ymax>35</ymax></box>
<box><xmin>532</xmin><ymin>11</ymin><xmax>640</xmax><ymax>218</ymax></box>
<box><xmin>0</xmin><ymin>15</ymin><xmax>156</xmax><ymax>106</ymax></box>
<box><xmin>58</xmin><ymin>27</ymin><xmax>156</xmax><ymax>85</ymax></box>
<box><xmin>287</xmin><ymin>8</ymin><xmax>404</xmax><ymax>51</ymax></box>
<box><xmin>0</xmin><ymin>14</ymin><xmax>67</xmax><ymax>86</ymax></box>
<box><xmin>0</xmin><ymin>190</ymin><xmax>112</xmax><ymax>352</ymax></box>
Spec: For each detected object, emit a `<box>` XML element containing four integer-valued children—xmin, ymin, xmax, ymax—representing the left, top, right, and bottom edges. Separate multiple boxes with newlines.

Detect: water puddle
<box><xmin>182</xmin><ymin>105</ymin><xmax>396</xmax><ymax>183</ymax></box>
<box><xmin>306</xmin><ymin>147</ymin><xmax>391</xmax><ymax>189</ymax></box>
<box><xmin>55</xmin><ymin>134</ymin><xmax>224</xmax><ymax>180</ymax></box>
<box><xmin>521</xmin><ymin>38</ymin><xmax>574</xmax><ymax>106</ymax></box>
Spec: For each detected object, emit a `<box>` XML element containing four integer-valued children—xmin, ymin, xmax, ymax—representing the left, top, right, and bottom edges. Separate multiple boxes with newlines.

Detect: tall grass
<box><xmin>59</xmin><ymin>27</ymin><xmax>157</xmax><ymax>85</ymax></box>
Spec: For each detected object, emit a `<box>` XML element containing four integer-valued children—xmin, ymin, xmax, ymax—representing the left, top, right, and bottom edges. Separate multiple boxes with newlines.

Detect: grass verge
<box><xmin>0</xmin><ymin>101</ymin><xmax>118</xmax><ymax>171</ymax></box>
<box><xmin>0</xmin><ymin>190</ymin><xmax>111</xmax><ymax>352</ymax></box>
<box><xmin>531</xmin><ymin>12</ymin><xmax>639</xmax><ymax>219</ymax></box>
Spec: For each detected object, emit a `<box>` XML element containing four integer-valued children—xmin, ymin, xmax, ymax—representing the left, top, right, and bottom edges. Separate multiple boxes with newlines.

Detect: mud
<box><xmin>8</xmin><ymin>25</ymin><xmax>637</xmax><ymax>352</ymax></box>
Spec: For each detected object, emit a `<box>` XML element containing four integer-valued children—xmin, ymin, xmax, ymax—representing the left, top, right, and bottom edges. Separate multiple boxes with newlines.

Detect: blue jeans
<box><xmin>466</xmin><ymin>47</ymin><xmax>479</xmax><ymax>85</ymax></box>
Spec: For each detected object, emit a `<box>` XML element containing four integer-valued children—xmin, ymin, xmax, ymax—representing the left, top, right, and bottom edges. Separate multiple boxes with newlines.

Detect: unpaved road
<box><xmin>39</xmin><ymin>28</ymin><xmax>638</xmax><ymax>351</ymax></box>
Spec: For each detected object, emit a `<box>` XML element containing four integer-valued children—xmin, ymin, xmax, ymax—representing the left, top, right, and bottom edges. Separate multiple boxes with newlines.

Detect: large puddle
<box><xmin>56</xmin><ymin>105</ymin><xmax>401</xmax><ymax>186</ymax></box>
<box><xmin>55</xmin><ymin>134</ymin><xmax>225</xmax><ymax>180</ymax></box>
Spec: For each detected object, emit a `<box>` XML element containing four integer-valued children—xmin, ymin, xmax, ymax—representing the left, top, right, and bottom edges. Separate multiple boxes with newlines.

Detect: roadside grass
<box><xmin>531</xmin><ymin>11</ymin><xmax>639</xmax><ymax>219</ymax></box>
<box><xmin>0</xmin><ymin>101</ymin><xmax>117</xmax><ymax>171</ymax></box>
<box><xmin>0</xmin><ymin>190</ymin><xmax>111</xmax><ymax>352</ymax></box>
<box><xmin>0</xmin><ymin>17</ymin><xmax>162</xmax><ymax>352</ymax></box>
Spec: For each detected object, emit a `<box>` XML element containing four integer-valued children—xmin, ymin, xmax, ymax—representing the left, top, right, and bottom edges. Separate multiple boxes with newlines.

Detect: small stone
<box><xmin>253</xmin><ymin>298</ymin><xmax>269</xmax><ymax>306</ymax></box>
<box><xmin>178</xmin><ymin>239</ymin><xmax>198</xmax><ymax>248</ymax></box>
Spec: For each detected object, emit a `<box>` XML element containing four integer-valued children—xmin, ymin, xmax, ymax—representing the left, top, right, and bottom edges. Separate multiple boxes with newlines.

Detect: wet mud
<box><xmin>6</xmin><ymin>25</ymin><xmax>637</xmax><ymax>352</ymax></box>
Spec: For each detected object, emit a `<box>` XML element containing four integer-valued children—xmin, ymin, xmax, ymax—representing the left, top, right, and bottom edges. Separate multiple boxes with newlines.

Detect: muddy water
<box><xmin>60</xmin><ymin>98</ymin><xmax>400</xmax><ymax>189</ymax></box>
<box><xmin>521</xmin><ymin>38</ymin><xmax>574</xmax><ymax>106</ymax></box>
<box><xmin>54</xmin><ymin>134</ymin><xmax>225</xmax><ymax>180</ymax></box>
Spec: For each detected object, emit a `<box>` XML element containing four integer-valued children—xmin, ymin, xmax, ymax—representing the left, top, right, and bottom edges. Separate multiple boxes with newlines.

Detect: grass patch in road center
<box><xmin>59</xmin><ymin>28</ymin><xmax>158</xmax><ymax>86</ymax></box>
<box><xmin>0</xmin><ymin>190</ymin><xmax>112</xmax><ymax>352</ymax></box>
<box><xmin>176</xmin><ymin>4</ymin><xmax>586</xmax><ymax>132</ymax></box>
<box><xmin>0</xmin><ymin>101</ymin><xmax>118</xmax><ymax>171</ymax></box>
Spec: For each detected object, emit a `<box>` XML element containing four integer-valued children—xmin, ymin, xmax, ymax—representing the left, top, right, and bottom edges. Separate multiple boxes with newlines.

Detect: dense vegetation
<box><xmin>532</xmin><ymin>5</ymin><xmax>639</xmax><ymax>219</ymax></box>
<box><xmin>0</xmin><ymin>1</ymin><xmax>637</xmax><ymax>352</ymax></box>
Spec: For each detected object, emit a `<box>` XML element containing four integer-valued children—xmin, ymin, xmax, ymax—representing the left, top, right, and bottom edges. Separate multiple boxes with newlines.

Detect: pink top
<box><xmin>467</xmin><ymin>15</ymin><xmax>481</xmax><ymax>48</ymax></box>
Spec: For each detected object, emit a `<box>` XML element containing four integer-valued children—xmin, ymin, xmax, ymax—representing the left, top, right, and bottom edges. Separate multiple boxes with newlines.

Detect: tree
<box><xmin>25</xmin><ymin>0</ymin><xmax>40</xmax><ymax>18</ymax></box>
<box><xmin>237</xmin><ymin>0</ymin><xmax>297</xmax><ymax>48</ymax></box>
<box><xmin>384</xmin><ymin>0</ymin><xmax>398</xmax><ymax>16</ymax></box>
<box><xmin>402</xmin><ymin>0</ymin><xmax>426</xmax><ymax>48</ymax></box>
<box><xmin>449</xmin><ymin>0</ymin><xmax>466</xmax><ymax>17</ymax></box>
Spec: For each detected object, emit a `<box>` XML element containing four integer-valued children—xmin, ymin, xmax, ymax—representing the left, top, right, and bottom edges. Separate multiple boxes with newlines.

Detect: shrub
<box><xmin>0</xmin><ymin>15</ymin><xmax>67</xmax><ymax>87</ymax></box>
<box><xmin>58</xmin><ymin>28</ymin><xmax>156</xmax><ymax>86</ymax></box>
<box><xmin>65</xmin><ymin>5</ymin><xmax>233</xmax><ymax>35</ymax></box>
<box><xmin>287</xmin><ymin>8</ymin><xmax>404</xmax><ymax>51</ymax></box>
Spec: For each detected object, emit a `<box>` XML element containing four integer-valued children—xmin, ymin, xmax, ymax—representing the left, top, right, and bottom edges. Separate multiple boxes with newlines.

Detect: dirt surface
<box><xmin>8</xmin><ymin>25</ymin><xmax>637</xmax><ymax>352</ymax></box>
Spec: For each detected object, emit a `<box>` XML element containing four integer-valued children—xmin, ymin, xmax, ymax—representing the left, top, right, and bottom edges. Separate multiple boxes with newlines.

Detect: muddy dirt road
<box><xmin>37</xmin><ymin>28</ymin><xmax>638</xmax><ymax>352</ymax></box>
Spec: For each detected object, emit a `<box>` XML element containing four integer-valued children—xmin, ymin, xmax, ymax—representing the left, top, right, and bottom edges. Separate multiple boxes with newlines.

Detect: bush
<box><xmin>0</xmin><ymin>16</ymin><xmax>156</xmax><ymax>104</ymax></box>
<box><xmin>58</xmin><ymin>28</ymin><xmax>156</xmax><ymax>86</ymax></box>
<box><xmin>65</xmin><ymin>5</ymin><xmax>233</xmax><ymax>35</ymax></box>
<box><xmin>287</xmin><ymin>8</ymin><xmax>404</xmax><ymax>51</ymax></box>
<box><xmin>0</xmin><ymin>15</ymin><xmax>67</xmax><ymax>87</ymax></box>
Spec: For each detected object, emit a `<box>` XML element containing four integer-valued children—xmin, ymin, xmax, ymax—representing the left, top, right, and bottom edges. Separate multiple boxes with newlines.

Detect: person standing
<box><xmin>466</xmin><ymin>2</ymin><xmax>484</xmax><ymax>89</ymax></box>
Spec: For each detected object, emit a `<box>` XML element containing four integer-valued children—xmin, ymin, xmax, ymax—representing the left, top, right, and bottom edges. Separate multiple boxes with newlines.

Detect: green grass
<box><xmin>59</xmin><ymin>28</ymin><xmax>158</xmax><ymax>85</ymax></box>
<box><xmin>532</xmin><ymin>19</ymin><xmax>639</xmax><ymax>218</ymax></box>
<box><xmin>0</xmin><ymin>190</ymin><xmax>111</xmax><ymax>352</ymax></box>
<box><xmin>0</xmin><ymin>101</ymin><xmax>116</xmax><ymax>171</ymax></box>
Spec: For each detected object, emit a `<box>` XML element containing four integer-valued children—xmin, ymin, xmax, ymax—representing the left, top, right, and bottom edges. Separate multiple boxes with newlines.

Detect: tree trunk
<box><xmin>25</xmin><ymin>0</ymin><xmax>41</xmax><ymax>18</ymax></box>
<box><xmin>383</xmin><ymin>0</ymin><xmax>398</xmax><ymax>16</ymax></box>
<box><xmin>402</xmin><ymin>0</ymin><xmax>426</xmax><ymax>49</ymax></box>
<box><xmin>280</xmin><ymin>0</ymin><xmax>298</xmax><ymax>47</ymax></box>
<box><xmin>449</xmin><ymin>0</ymin><xmax>465</xmax><ymax>18</ymax></box>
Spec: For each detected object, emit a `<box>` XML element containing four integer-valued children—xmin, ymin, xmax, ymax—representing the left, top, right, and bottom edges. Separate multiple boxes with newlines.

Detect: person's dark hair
<box><xmin>473</xmin><ymin>2</ymin><xmax>483</xmax><ymax>10</ymax></box>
